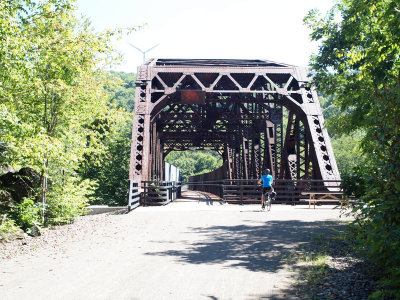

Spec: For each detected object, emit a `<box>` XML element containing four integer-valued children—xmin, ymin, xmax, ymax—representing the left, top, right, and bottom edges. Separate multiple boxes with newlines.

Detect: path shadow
<box><xmin>145</xmin><ymin>219</ymin><xmax>376</xmax><ymax>298</ymax></box>
<box><xmin>145</xmin><ymin>220</ymin><xmax>346</xmax><ymax>273</ymax></box>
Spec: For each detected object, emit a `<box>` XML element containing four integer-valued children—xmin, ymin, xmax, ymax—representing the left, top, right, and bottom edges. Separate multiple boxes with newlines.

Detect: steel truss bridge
<box><xmin>128</xmin><ymin>59</ymin><xmax>340</xmax><ymax>209</ymax></box>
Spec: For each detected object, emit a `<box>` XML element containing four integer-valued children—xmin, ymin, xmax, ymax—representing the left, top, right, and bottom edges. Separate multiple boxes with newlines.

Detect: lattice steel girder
<box><xmin>129</xmin><ymin>59</ymin><xmax>340</xmax><ymax>184</ymax></box>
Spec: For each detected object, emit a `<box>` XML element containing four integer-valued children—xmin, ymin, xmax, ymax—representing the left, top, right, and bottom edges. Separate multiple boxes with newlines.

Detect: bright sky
<box><xmin>76</xmin><ymin>0</ymin><xmax>334</xmax><ymax>73</ymax></box>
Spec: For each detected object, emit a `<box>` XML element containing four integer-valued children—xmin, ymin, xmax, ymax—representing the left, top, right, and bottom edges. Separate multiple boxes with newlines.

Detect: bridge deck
<box><xmin>175</xmin><ymin>190</ymin><xmax>222</xmax><ymax>203</ymax></box>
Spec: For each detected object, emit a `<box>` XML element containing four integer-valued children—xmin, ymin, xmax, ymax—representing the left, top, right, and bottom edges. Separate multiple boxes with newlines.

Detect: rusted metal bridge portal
<box><xmin>128</xmin><ymin>59</ymin><xmax>340</xmax><ymax>207</ymax></box>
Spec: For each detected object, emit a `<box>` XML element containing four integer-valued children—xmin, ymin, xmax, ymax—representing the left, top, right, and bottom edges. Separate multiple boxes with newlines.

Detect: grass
<box><xmin>282</xmin><ymin>222</ymin><xmax>353</xmax><ymax>299</ymax></box>
<box><xmin>285</xmin><ymin>249</ymin><xmax>329</xmax><ymax>288</ymax></box>
<box><xmin>297</xmin><ymin>255</ymin><xmax>329</xmax><ymax>287</ymax></box>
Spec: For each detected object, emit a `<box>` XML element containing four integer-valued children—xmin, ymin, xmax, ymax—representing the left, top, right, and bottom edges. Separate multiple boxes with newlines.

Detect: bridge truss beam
<box><xmin>129</xmin><ymin>59</ymin><xmax>340</xmax><ymax>185</ymax></box>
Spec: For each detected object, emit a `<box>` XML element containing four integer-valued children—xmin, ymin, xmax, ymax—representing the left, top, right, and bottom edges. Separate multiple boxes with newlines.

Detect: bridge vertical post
<box><xmin>253</xmin><ymin>136</ymin><xmax>261</xmax><ymax>179</ymax></box>
<box><xmin>264</xmin><ymin>120</ymin><xmax>275</xmax><ymax>177</ymax></box>
<box><xmin>280</xmin><ymin>111</ymin><xmax>296</xmax><ymax>180</ymax></box>
<box><xmin>242</xmin><ymin>137</ymin><xmax>249</xmax><ymax>179</ymax></box>
<box><xmin>129</xmin><ymin>64</ymin><xmax>153</xmax><ymax>182</ymax></box>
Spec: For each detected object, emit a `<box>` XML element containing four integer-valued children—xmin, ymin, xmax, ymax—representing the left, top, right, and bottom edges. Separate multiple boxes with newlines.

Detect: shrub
<box><xmin>11</xmin><ymin>198</ymin><xmax>42</xmax><ymax>231</ymax></box>
<box><xmin>44</xmin><ymin>179</ymin><xmax>92</xmax><ymax>225</ymax></box>
<box><xmin>0</xmin><ymin>215</ymin><xmax>21</xmax><ymax>241</ymax></box>
<box><xmin>340</xmin><ymin>163</ymin><xmax>374</xmax><ymax>198</ymax></box>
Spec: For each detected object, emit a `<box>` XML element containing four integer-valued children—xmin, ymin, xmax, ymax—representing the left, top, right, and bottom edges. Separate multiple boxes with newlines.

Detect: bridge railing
<box><xmin>186</xmin><ymin>179</ymin><xmax>343</xmax><ymax>204</ymax></box>
<box><xmin>141</xmin><ymin>180</ymin><xmax>182</xmax><ymax>206</ymax></box>
<box><xmin>187</xmin><ymin>180</ymin><xmax>224</xmax><ymax>197</ymax></box>
<box><xmin>129</xmin><ymin>178</ymin><xmax>342</xmax><ymax>209</ymax></box>
<box><xmin>223</xmin><ymin>179</ymin><xmax>343</xmax><ymax>203</ymax></box>
<box><xmin>188</xmin><ymin>164</ymin><xmax>226</xmax><ymax>196</ymax></box>
<box><xmin>128</xmin><ymin>180</ymin><xmax>141</xmax><ymax>211</ymax></box>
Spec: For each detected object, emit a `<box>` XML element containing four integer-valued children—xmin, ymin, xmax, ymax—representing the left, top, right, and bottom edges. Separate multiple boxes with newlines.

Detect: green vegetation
<box><xmin>78</xmin><ymin>71</ymin><xmax>135</xmax><ymax>206</ymax></box>
<box><xmin>0</xmin><ymin>0</ymin><xmax>132</xmax><ymax>231</ymax></box>
<box><xmin>0</xmin><ymin>0</ymin><xmax>220</xmax><ymax>234</ymax></box>
<box><xmin>305</xmin><ymin>0</ymin><xmax>400</xmax><ymax>297</ymax></box>
<box><xmin>285</xmin><ymin>222</ymin><xmax>371</xmax><ymax>299</ymax></box>
<box><xmin>319</xmin><ymin>95</ymin><xmax>365</xmax><ymax>174</ymax></box>
<box><xmin>0</xmin><ymin>216</ymin><xmax>21</xmax><ymax>242</ymax></box>
<box><xmin>286</xmin><ymin>243</ymin><xmax>330</xmax><ymax>298</ymax></box>
<box><xmin>165</xmin><ymin>151</ymin><xmax>223</xmax><ymax>182</ymax></box>
<box><xmin>11</xmin><ymin>198</ymin><xmax>42</xmax><ymax>231</ymax></box>
<box><xmin>107</xmin><ymin>71</ymin><xmax>136</xmax><ymax>112</ymax></box>
<box><xmin>294</xmin><ymin>254</ymin><xmax>329</xmax><ymax>292</ymax></box>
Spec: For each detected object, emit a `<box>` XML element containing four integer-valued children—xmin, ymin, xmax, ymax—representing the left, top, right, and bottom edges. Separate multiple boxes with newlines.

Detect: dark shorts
<box><xmin>263</xmin><ymin>187</ymin><xmax>272</xmax><ymax>194</ymax></box>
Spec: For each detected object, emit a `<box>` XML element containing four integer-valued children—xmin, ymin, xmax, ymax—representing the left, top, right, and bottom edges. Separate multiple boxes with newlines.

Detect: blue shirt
<box><xmin>260</xmin><ymin>174</ymin><xmax>273</xmax><ymax>187</ymax></box>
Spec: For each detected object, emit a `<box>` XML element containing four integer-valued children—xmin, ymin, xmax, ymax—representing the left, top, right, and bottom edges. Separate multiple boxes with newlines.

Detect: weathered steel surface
<box><xmin>129</xmin><ymin>59</ymin><xmax>340</xmax><ymax>187</ymax></box>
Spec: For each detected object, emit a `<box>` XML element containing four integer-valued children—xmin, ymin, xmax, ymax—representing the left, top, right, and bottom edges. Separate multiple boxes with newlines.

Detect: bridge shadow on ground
<box><xmin>146</xmin><ymin>220</ymin><xmax>343</xmax><ymax>272</ymax></box>
<box><xmin>145</xmin><ymin>220</ymin><xmax>363</xmax><ymax>299</ymax></box>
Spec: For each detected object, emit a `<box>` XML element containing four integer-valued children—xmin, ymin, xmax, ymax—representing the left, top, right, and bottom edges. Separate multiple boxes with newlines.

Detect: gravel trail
<box><xmin>0</xmin><ymin>192</ymin><xmax>356</xmax><ymax>300</ymax></box>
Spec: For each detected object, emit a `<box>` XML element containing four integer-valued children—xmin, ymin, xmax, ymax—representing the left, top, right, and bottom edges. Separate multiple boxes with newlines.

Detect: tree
<box><xmin>318</xmin><ymin>94</ymin><xmax>365</xmax><ymax>174</ymax></box>
<box><xmin>107</xmin><ymin>71</ymin><xmax>136</xmax><ymax>112</ymax></box>
<box><xmin>165</xmin><ymin>151</ymin><xmax>222</xmax><ymax>182</ymax></box>
<box><xmin>305</xmin><ymin>0</ymin><xmax>400</xmax><ymax>297</ymax></box>
<box><xmin>77</xmin><ymin>71</ymin><xmax>135</xmax><ymax>206</ymax></box>
<box><xmin>0</xmin><ymin>0</ymin><xmax>121</xmax><ymax>226</ymax></box>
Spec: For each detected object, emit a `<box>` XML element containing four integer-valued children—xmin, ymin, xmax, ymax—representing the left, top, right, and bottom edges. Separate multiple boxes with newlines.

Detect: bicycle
<box><xmin>262</xmin><ymin>192</ymin><xmax>272</xmax><ymax>211</ymax></box>
<box><xmin>257</xmin><ymin>184</ymin><xmax>275</xmax><ymax>211</ymax></box>
<box><xmin>261</xmin><ymin>190</ymin><xmax>276</xmax><ymax>211</ymax></box>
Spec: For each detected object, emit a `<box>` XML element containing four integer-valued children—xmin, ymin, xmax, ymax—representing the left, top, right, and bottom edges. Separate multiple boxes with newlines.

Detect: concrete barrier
<box><xmin>86</xmin><ymin>206</ymin><xmax>127</xmax><ymax>215</ymax></box>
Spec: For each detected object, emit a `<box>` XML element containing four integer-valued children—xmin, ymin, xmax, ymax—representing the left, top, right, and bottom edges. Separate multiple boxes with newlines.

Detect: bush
<box><xmin>0</xmin><ymin>215</ymin><xmax>22</xmax><ymax>241</ymax></box>
<box><xmin>341</xmin><ymin>164</ymin><xmax>373</xmax><ymax>198</ymax></box>
<box><xmin>352</xmin><ymin>199</ymin><xmax>400</xmax><ymax>299</ymax></box>
<box><xmin>346</xmin><ymin>162</ymin><xmax>400</xmax><ymax>298</ymax></box>
<box><xmin>44</xmin><ymin>179</ymin><xmax>92</xmax><ymax>225</ymax></box>
<box><xmin>11</xmin><ymin>198</ymin><xmax>42</xmax><ymax>231</ymax></box>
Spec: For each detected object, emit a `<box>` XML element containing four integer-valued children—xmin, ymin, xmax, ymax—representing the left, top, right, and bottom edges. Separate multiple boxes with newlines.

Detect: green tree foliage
<box><xmin>0</xmin><ymin>0</ymin><xmax>121</xmax><ymax>226</ymax></box>
<box><xmin>107</xmin><ymin>71</ymin><xmax>136</xmax><ymax>112</ymax></box>
<box><xmin>78</xmin><ymin>71</ymin><xmax>135</xmax><ymax>206</ymax></box>
<box><xmin>165</xmin><ymin>151</ymin><xmax>223</xmax><ymax>182</ymax></box>
<box><xmin>11</xmin><ymin>198</ymin><xmax>42</xmax><ymax>231</ymax></box>
<box><xmin>330</xmin><ymin>133</ymin><xmax>364</xmax><ymax>174</ymax></box>
<box><xmin>319</xmin><ymin>95</ymin><xmax>365</xmax><ymax>174</ymax></box>
<box><xmin>305</xmin><ymin>0</ymin><xmax>400</xmax><ymax>296</ymax></box>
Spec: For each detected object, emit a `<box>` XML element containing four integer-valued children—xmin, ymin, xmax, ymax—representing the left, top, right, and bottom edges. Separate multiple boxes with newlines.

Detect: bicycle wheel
<box><xmin>266</xmin><ymin>197</ymin><xmax>271</xmax><ymax>211</ymax></box>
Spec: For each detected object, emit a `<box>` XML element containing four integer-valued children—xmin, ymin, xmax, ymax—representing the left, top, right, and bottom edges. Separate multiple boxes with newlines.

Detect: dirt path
<box><xmin>0</xmin><ymin>192</ymin><xmax>352</xmax><ymax>300</ymax></box>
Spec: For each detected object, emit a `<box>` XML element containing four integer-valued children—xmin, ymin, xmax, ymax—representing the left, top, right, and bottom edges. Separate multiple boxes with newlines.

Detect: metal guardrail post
<box><xmin>171</xmin><ymin>181</ymin><xmax>175</xmax><ymax>202</ymax></box>
<box><xmin>240</xmin><ymin>183</ymin><xmax>243</xmax><ymax>205</ymax></box>
<box><xmin>128</xmin><ymin>180</ymin><xmax>133</xmax><ymax>211</ymax></box>
<box><xmin>127</xmin><ymin>180</ymin><xmax>141</xmax><ymax>212</ymax></box>
<box><xmin>143</xmin><ymin>181</ymin><xmax>147</xmax><ymax>206</ymax></box>
<box><xmin>223</xmin><ymin>180</ymin><xmax>227</xmax><ymax>202</ymax></box>
<box><xmin>168</xmin><ymin>182</ymin><xmax>172</xmax><ymax>202</ymax></box>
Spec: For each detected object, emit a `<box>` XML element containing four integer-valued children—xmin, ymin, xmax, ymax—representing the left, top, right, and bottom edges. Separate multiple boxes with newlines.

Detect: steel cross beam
<box><xmin>129</xmin><ymin>59</ymin><xmax>340</xmax><ymax>188</ymax></box>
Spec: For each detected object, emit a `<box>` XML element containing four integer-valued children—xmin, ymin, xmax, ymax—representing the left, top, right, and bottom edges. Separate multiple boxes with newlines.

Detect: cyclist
<box><xmin>257</xmin><ymin>168</ymin><xmax>275</xmax><ymax>209</ymax></box>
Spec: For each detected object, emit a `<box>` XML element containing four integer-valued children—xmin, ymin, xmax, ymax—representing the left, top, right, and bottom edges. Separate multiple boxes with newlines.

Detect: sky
<box><xmin>76</xmin><ymin>0</ymin><xmax>334</xmax><ymax>73</ymax></box>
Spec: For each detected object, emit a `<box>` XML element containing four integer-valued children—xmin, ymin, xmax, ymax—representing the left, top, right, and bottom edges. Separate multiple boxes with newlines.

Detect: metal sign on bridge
<box><xmin>128</xmin><ymin>59</ymin><xmax>340</xmax><ymax>208</ymax></box>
